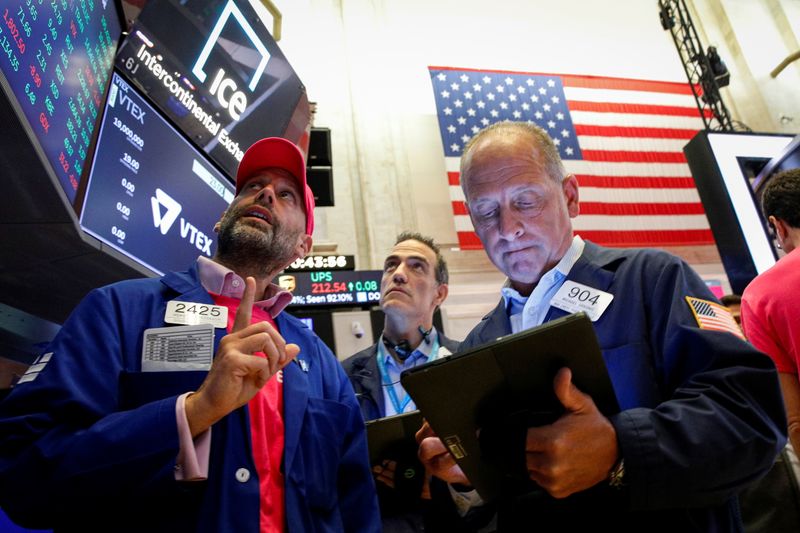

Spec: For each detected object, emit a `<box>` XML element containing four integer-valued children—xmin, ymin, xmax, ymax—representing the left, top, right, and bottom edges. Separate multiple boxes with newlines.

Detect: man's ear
<box><xmin>295</xmin><ymin>234</ymin><xmax>313</xmax><ymax>260</ymax></box>
<box><xmin>770</xmin><ymin>216</ymin><xmax>786</xmax><ymax>239</ymax></box>
<box><xmin>562</xmin><ymin>175</ymin><xmax>580</xmax><ymax>218</ymax></box>
<box><xmin>213</xmin><ymin>210</ymin><xmax>227</xmax><ymax>233</ymax></box>
<box><xmin>433</xmin><ymin>283</ymin><xmax>449</xmax><ymax>308</ymax></box>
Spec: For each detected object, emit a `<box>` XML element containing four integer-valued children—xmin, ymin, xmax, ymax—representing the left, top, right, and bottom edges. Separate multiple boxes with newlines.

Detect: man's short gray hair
<box><xmin>459</xmin><ymin>121</ymin><xmax>567</xmax><ymax>198</ymax></box>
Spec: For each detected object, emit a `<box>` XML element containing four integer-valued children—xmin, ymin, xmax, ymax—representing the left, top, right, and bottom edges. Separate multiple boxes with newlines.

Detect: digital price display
<box><xmin>80</xmin><ymin>72</ymin><xmax>235</xmax><ymax>275</ymax></box>
<box><xmin>280</xmin><ymin>270</ymin><xmax>383</xmax><ymax>307</ymax></box>
<box><xmin>0</xmin><ymin>0</ymin><xmax>121</xmax><ymax>203</ymax></box>
<box><xmin>284</xmin><ymin>254</ymin><xmax>355</xmax><ymax>272</ymax></box>
<box><xmin>114</xmin><ymin>0</ymin><xmax>309</xmax><ymax>179</ymax></box>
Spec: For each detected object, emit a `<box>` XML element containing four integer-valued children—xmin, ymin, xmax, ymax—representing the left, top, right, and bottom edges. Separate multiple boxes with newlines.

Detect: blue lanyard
<box><xmin>376</xmin><ymin>335</ymin><xmax>441</xmax><ymax>415</ymax></box>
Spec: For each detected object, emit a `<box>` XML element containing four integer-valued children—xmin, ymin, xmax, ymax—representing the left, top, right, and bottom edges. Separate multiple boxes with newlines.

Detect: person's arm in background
<box><xmin>741</xmin><ymin>295</ymin><xmax>799</xmax><ymax>455</ymax></box>
<box><xmin>779</xmin><ymin>373</ymin><xmax>800</xmax><ymax>457</ymax></box>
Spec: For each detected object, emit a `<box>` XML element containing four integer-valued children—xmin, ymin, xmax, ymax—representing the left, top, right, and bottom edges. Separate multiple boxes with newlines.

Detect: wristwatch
<box><xmin>608</xmin><ymin>457</ymin><xmax>626</xmax><ymax>488</ymax></box>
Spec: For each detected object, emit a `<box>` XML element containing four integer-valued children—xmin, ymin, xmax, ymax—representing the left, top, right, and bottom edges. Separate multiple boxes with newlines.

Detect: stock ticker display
<box><xmin>0</xmin><ymin>0</ymin><xmax>121</xmax><ymax>203</ymax></box>
<box><xmin>281</xmin><ymin>270</ymin><xmax>383</xmax><ymax>307</ymax></box>
<box><xmin>80</xmin><ymin>73</ymin><xmax>235</xmax><ymax>275</ymax></box>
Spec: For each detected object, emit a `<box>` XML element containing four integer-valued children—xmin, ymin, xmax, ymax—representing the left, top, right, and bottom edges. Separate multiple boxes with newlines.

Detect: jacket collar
<box><xmin>478</xmin><ymin>240</ymin><xmax>623</xmax><ymax>334</ymax></box>
<box><xmin>349</xmin><ymin>345</ymin><xmax>384</xmax><ymax>418</ymax></box>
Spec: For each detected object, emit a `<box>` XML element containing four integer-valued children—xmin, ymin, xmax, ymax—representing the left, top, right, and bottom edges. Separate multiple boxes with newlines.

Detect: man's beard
<box><xmin>215</xmin><ymin>205</ymin><xmax>299</xmax><ymax>278</ymax></box>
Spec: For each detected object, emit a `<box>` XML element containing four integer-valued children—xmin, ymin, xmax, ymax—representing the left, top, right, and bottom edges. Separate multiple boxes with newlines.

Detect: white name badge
<box><xmin>551</xmin><ymin>281</ymin><xmax>614</xmax><ymax>322</ymax></box>
<box><xmin>141</xmin><ymin>324</ymin><xmax>215</xmax><ymax>372</ymax></box>
<box><xmin>164</xmin><ymin>300</ymin><xmax>228</xmax><ymax>329</ymax></box>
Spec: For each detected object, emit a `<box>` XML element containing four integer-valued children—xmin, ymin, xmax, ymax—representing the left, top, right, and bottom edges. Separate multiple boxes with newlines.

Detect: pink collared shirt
<box><xmin>174</xmin><ymin>257</ymin><xmax>293</xmax><ymax>481</ymax></box>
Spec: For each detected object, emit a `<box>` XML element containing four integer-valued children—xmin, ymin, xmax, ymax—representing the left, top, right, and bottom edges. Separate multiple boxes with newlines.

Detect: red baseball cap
<box><xmin>236</xmin><ymin>137</ymin><xmax>315</xmax><ymax>235</ymax></box>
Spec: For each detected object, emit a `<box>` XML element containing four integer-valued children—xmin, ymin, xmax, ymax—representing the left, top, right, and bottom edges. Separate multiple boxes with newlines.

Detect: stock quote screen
<box><xmin>0</xmin><ymin>0</ymin><xmax>121</xmax><ymax>203</ymax></box>
<box><xmin>80</xmin><ymin>72</ymin><xmax>235</xmax><ymax>274</ymax></box>
<box><xmin>281</xmin><ymin>270</ymin><xmax>383</xmax><ymax>307</ymax></box>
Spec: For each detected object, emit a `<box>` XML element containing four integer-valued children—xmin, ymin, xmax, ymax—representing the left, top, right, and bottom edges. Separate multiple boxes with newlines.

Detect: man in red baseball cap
<box><xmin>0</xmin><ymin>136</ymin><xmax>380</xmax><ymax>532</ymax></box>
<box><xmin>235</xmin><ymin>137</ymin><xmax>316</xmax><ymax>235</ymax></box>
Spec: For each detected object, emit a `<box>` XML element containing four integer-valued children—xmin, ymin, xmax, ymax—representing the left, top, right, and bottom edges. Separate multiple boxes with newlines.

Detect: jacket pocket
<box><xmin>295</xmin><ymin>397</ymin><xmax>351</xmax><ymax>511</ymax></box>
<box><xmin>118</xmin><ymin>371</ymin><xmax>207</xmax><ymax>410</ymax></box>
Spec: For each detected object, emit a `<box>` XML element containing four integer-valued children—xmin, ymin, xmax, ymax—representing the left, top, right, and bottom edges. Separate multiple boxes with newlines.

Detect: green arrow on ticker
<box><xmin>348</xmin><ymin>282</ymin><xmax>354</xmax><ymax>291</ymax></box>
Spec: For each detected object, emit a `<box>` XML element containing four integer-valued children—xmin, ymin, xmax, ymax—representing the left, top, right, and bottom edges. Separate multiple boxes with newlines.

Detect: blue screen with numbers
<box><xmin>0</xmin><ymin>0</ymin><xmax>121</xmax><ymax>204</ymax></box>
<box><xmin>80</xmin><ymin>72</ymin><xmax>235</xmax><ymax>275</ymax></box>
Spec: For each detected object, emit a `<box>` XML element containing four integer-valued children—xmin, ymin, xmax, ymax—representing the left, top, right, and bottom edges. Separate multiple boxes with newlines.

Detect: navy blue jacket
<box><xmin>459</xmin><ymin>242</ymin><xmax>786</xmax><ymax>532</ymax></box>
<box><xmin>0</xmin><ymin>265</ymin><xmax>380</xmax><ymax>533</ymax></box>
<box><xmin>342</xmin><ymin>333</ymin><xmax>462</xmax><ymax>421</ymax></box>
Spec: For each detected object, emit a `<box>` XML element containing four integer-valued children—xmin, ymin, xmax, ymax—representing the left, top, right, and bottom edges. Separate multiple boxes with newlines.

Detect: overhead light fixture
<box><xmin>707</xmin><ymin>46</ymin><xmax>730</xmax><ymax>88</ymax></box>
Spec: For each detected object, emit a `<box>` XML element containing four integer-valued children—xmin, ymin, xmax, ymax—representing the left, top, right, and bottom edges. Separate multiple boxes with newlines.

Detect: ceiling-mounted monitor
<box><xmin>114</xmin><ymin>0</ymin><xmax>311</xmax><ymax>179</ymax></box>
<box><xmin>684</xmin><ymin>131</ymin><xmax>794</xmax><ymax>294</ymax></box>
<box><xmin>80</xmin><ymin>72</ymin><xmax>235</xmax><ymax>275</ymax></box>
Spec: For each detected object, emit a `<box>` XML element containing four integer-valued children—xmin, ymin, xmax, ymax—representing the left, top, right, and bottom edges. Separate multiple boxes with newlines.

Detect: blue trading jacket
<box><xmin>459</xmin><ymin>241</ymin><xmax>787</xmax><ymax>532</ymax></box>
<box><xmin>342</xmin><ymin>333</ymin><xmax>462</xmax><ymax>422</ymax></box>
<box><xmin>0</xmin><ymin>264</ymin><xmax>380</xmax><ymax>533</ymax></box>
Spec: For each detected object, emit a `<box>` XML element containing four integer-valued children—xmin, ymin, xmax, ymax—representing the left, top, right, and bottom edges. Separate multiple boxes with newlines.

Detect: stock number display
<box><xmin>286</xmin><ymin>255</ymin><xmax>355</xmax><ymax>272</ymax></box>
<box><xmin>286</xmin><ymin>269</ymin><xmax>382</xmax><ymax>307</ymax></box>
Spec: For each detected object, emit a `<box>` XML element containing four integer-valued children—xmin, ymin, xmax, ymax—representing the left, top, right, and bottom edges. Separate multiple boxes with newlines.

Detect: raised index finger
<box><xmin>232</xmin><ymin>276</ymin><xmax>256</xmax><ymax>333</ymax></box>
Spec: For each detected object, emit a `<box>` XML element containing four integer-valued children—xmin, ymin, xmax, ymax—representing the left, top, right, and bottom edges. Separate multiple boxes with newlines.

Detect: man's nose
<box><xmin>498</xmin><ymin>208</ymin><xmax>524</xmax><ymax>240</ymax></box>
<box><xmin>255</xmin><ymin>184</ymin><xmax>276</xmax><ymax>205</ymax></box>
<box><xmin>392</xmin><ymin>264</ymin><xmax>409</xmax><ymax>283</ymax></box>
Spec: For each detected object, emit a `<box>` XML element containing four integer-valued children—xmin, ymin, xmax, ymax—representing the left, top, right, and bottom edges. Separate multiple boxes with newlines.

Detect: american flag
<box><xmin>428</xmin><ymin>67</ymin><xmax>713</xmax><ymax>250</ymax></box>
<box><xmin>685</xmin><ymin>296</ymin><xmax>745</xmax><ymax>340</ymax></box>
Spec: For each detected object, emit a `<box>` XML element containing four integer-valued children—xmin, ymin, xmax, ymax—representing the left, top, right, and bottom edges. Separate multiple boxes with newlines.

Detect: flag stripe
<box><xmin>564</xmin><ymin>160</ymin><xmax>694</xmax><ymax>177</ymax></box>
<box><xmin>579</xmin><ymin>202</ymin><xmax>706</xmax><ymax>215</ymax></box>
<box><xmin>573</xmin><ymin>214</ymin><xmax>709</xmax><ymax>230</ymax></box>
<box><xmin>569</xmin><ymin>100</ymin><xmax>712</xmax><ymax>119</ymax></box>
<box><xmin>559</xmin><ymin>74</ymin><xmax>695</xmax><ymax>95</ymax></box>
<box><xmin>575</xmin><ymin>230</ymin><xmax>713</xmax><ymax>246</ymax></box>
<box><xmin>577</xmin><ymin>135</ymin><xmax>689</xmax><ymax>153</ymax></box>
<box><xmin>576</xmin><ymin>175</ymin><xmax>698</xmax><ymax>189</ymax></box>
<box><xmin>456</xmin><ymin>230</ymin><xmax>714</xmax><ymax>249</ymax></box>
<box><xmin>449</xmin><ymin>186</ymin><xmax>701</xmax><ymax>204</ymax></box>
<box><xmin>453</xmin><ymin>214</ymin><xmax>710</xmax><ymax>232</ymax></box>
<box><xmin>451</xmin><ymin>201</ymin><xmax>705</xmax><ymax>216</ymax></box>
<box><xmin>581</xmin><ymin>149</ymin><xmax>687</xmax><ymax>164</ymax></box>
<box><xmin>563</xmin><ymin>87</ymin><xmax>698</xmax><ymax>107</ymax></box>
<box><xmin>447</xmin><ymin>156</ymin><xmax>694</xmax><ymax>177</ymax></box>
<box><xmin>571</xmin><ymin>110</ymin><xmax>704</xmax><ymax>130</ymax></box>
<box><xmin>573</xmin><ymin>124</ymin><xmax>697</xmax><ymax>140</ymax></box>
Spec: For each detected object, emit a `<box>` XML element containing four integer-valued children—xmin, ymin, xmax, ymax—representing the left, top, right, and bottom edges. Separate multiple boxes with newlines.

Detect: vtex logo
<box><xmin>151</xmin><ymin>188</ymin><xmax>181</xmax><ymax>235</ymax></box>
<box><xmin>150</xmin><ymin>188</ymin><xmax>214</xmax><ymax>256</ymax></box>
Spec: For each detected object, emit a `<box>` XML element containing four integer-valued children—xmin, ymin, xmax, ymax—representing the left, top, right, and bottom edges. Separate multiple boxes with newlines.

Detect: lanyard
<box><xmin>376</xmin><ymin>334</ymin><xmax>441</xmax><ymax>415</ymax></box>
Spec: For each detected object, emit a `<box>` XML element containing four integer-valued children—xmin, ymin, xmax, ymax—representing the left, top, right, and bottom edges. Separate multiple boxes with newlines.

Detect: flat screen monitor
<box><xmin>279</xmin><ymin>270</ymin><xmax>384</xmax><ymax>307</ymax></box>
<box><xmin>685</xmin><ymin>131</ymin><xmax>794</xmax><ymax>294</ymax></box>
<box><xmin>113</xmin><ymin>0</ymin><xmax>310</xmax><ymax>179</ymax></box>
<box><xmin>753</xmin><ymin>134</ymin><xmax>800</xmax><ymax>192</ymax></box>
<box><xmin>80</xmin><ymin>72</ymin><xmax>234</xmax><ymax>275</ymax></box>
<box><xmin>0</xmin><ymin>0</ymin><xmax>122</xmax><ymax>204</ymax></box>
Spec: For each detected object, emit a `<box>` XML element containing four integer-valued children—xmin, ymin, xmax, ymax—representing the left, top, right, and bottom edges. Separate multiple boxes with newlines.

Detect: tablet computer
<box><xmin>365</xmin><ymin>410</ymin><xmax>424</xmax><ymax>466</ymax></box>
<box><xmin>400</xmin><ymin>312</ymin><xmax>618</xmax><ymax>502</ymax></box>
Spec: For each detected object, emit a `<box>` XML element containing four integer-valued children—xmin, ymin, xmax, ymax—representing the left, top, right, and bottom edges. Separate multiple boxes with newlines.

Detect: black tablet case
<box><xmin>400</xmin><ymin>312</ymin><xmax>619</xmax><ymax>502</ymax></box>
